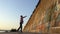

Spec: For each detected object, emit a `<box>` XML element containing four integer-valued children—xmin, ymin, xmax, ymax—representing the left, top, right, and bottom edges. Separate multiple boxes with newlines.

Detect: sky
<box><xmin>0</xmin><ymin>0</ymin><xmax>39</xmax><ymax>30</ymax></box>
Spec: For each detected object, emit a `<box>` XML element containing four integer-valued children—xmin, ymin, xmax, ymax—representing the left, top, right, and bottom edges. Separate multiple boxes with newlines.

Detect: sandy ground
<box><xmin>0</xmin><ymin>32</ymin><xmax>24</xmax><ymax>34</ymax></box>
<box><xmin>0</xmin><ymin>32</ymin><xmax>40</xmax><ymax>34</ymax></box>
<box><xmin>0</xmin><ymin>32</ymin><xmax>60</xmax><ymax>34</ymax></box>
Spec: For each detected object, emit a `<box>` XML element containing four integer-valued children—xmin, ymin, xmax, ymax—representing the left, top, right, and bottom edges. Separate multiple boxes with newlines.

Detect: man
<box><xmin>17</xmin><ymin>15</ymin><xmax>27</xmax><ymax>32</ymax></box>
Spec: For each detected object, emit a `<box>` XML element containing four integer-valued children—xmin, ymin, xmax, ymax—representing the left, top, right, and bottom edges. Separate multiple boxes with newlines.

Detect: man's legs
<box><xmin>17</xmin><ymin>26</ymin><xmax>20</xmax><ymax>31</ymax></box>
<box><xmin>20</xmin><ymin>23</ymin><xmax>22</xmax><ymax>32</ymax></box>
<box><xmin>17</xmin><ymin>22</ymin><xmax>22</xmax><ymax>32</ymax></box>
<box><xmin>17</xmin><ymin>23</ymin><xmax>21</xmax><ymax>31</ymax></box>
<box><xmin>17</xmin><ymin>24</ymin><xmax>21</xmax><ymax>31</ymax></box>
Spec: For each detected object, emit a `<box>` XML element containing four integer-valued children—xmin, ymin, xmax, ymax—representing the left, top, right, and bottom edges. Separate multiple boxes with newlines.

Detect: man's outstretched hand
<box><xmin>23</xmin><ymin>16</ymin><xmax>27</xmax><ymax>18</ymax></box>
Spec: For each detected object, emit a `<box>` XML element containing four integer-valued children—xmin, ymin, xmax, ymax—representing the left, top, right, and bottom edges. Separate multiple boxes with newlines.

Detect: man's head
<box><xmin>20</xmin><ymin>15</ymin><xmax>23</xmax><ymax>17</ymax></box>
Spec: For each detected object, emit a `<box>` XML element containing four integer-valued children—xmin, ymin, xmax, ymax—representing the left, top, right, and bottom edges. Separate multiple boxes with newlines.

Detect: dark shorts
<box><xmin>20</xmin><ymin>24</ymin><xmax>22</xmax><ymax>28</ymax></box>
<box><xmin>20</xmin><ymin>21</ymin><xmax>23</xmax><ymax>24</ymax></box>
<box><xmin>20</xmin><ymin>22</ymin><xmax>23</xmax><ymax>28</ymax></box>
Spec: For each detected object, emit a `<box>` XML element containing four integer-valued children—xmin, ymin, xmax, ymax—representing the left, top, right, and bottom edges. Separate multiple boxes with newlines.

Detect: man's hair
<box><xmin>21</xmin><ymin>15</ymin><xmax>23</xmax><ymax>17</ymax></box>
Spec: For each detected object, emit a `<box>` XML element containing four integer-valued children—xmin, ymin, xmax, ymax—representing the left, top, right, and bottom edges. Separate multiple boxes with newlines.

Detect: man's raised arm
<box><xmin>23</xmin><ymin>16</ymin><xmax>27</xmax><ymax>18</ymax></box>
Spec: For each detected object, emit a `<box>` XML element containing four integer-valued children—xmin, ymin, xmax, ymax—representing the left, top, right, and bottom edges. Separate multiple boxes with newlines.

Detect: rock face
<box><xmin>23</xmin><ymin>0</ymin><xmax>60</xmax><ymax>33</ymax></box>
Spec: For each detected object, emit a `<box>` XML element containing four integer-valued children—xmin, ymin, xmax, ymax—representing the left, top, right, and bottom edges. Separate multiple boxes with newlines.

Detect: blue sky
<box><xmin>0</xmin><ymin>0</ymin><xmax>39</xmax><ymax>30</ymax></box>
